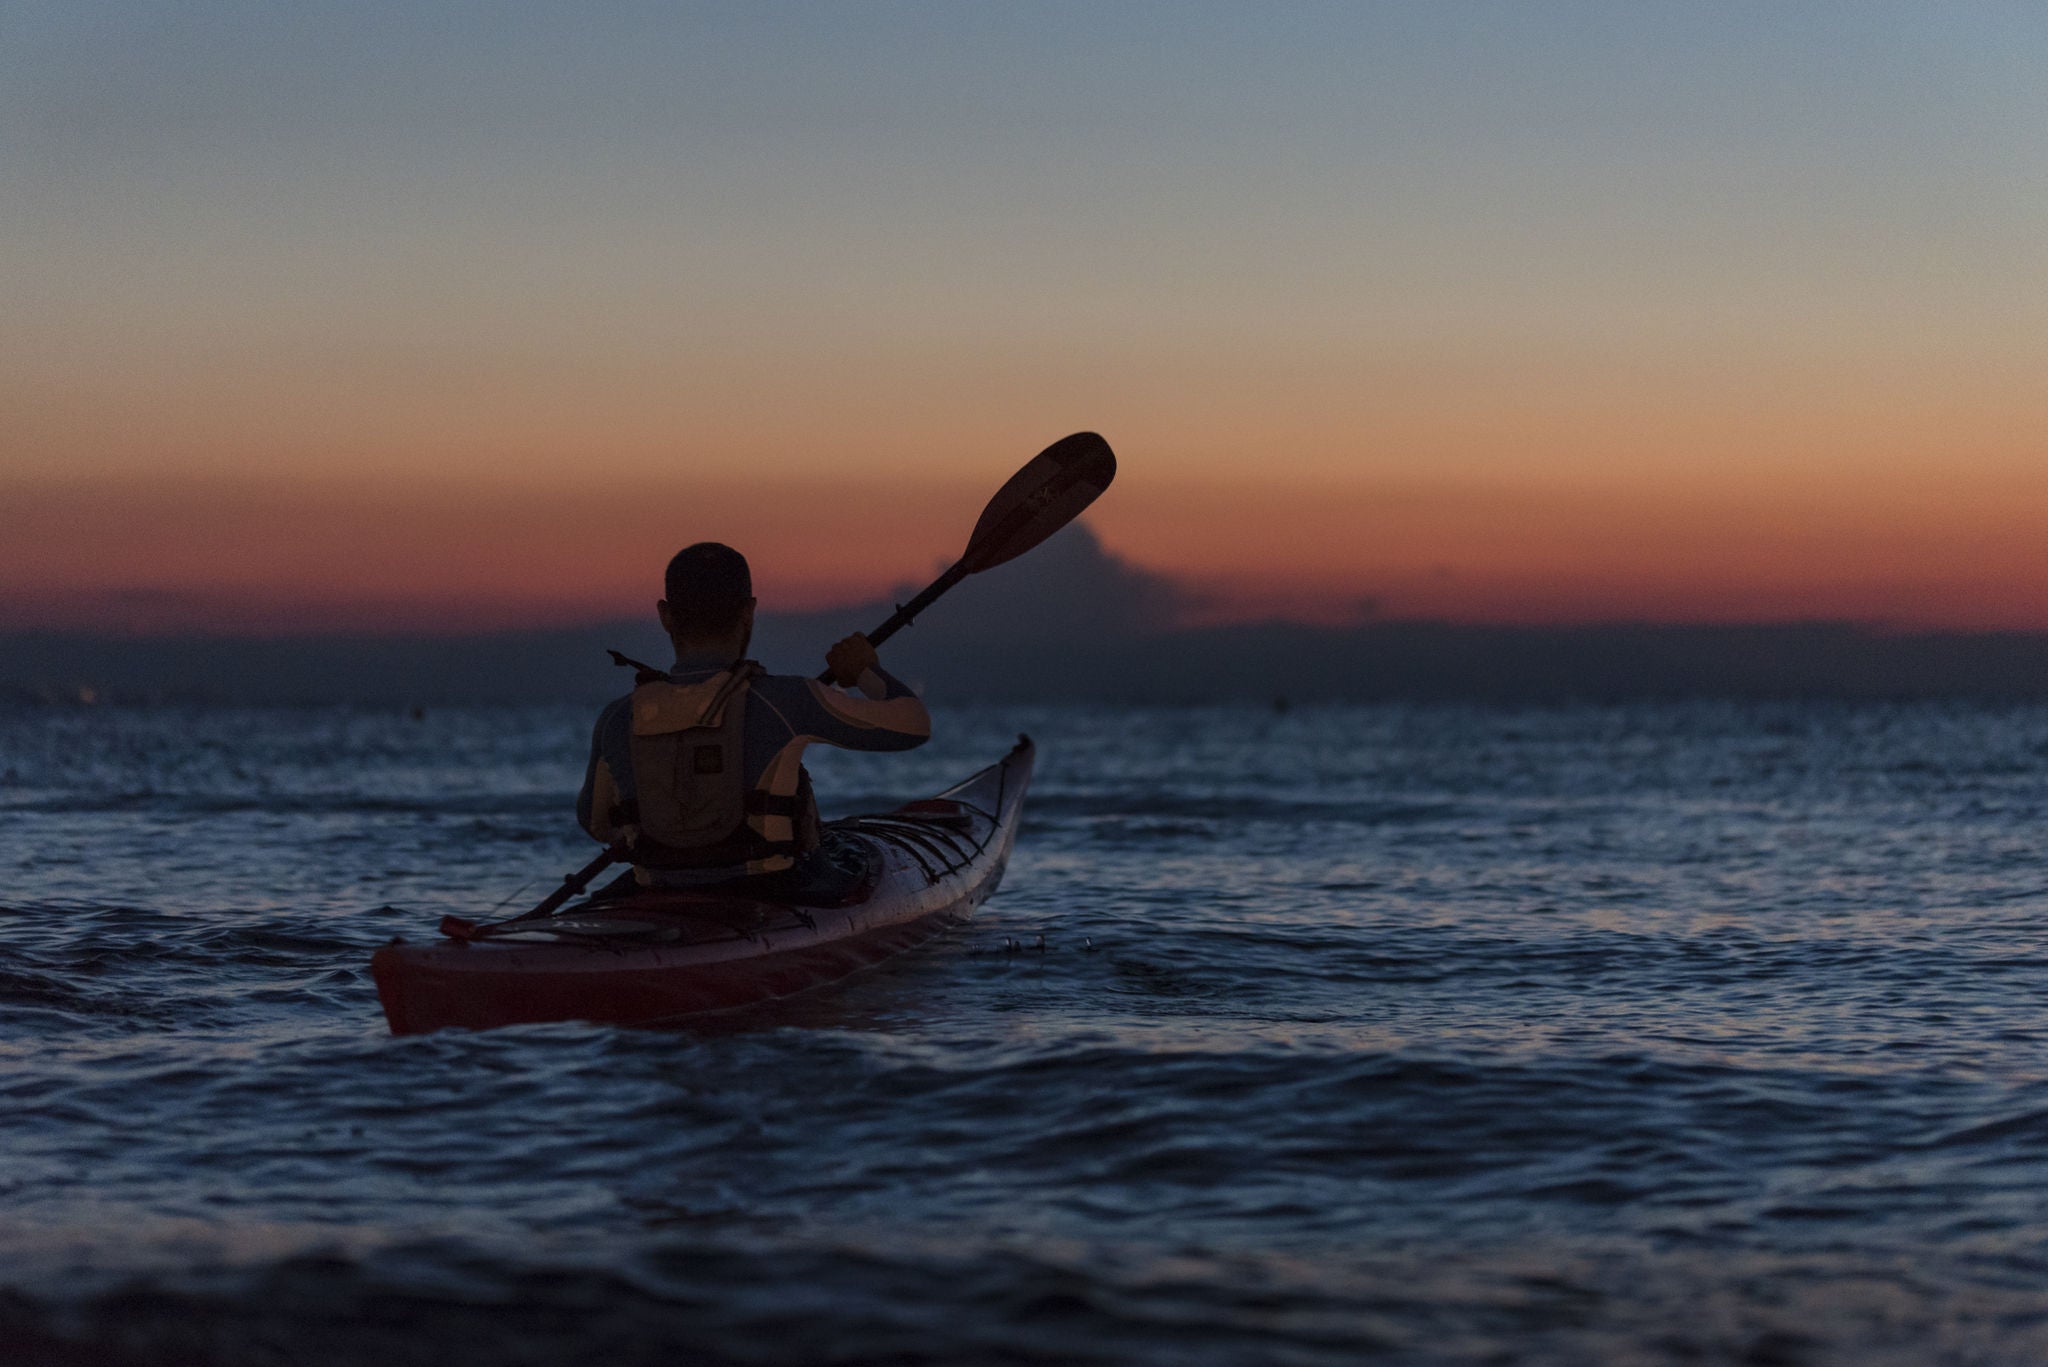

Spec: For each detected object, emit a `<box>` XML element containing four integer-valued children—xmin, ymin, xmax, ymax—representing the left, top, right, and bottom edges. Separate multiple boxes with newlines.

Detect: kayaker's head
<box><xmin>658</xmin><ymin>542</ymin><xmax>756</xmax><ymax>662</ymax></box>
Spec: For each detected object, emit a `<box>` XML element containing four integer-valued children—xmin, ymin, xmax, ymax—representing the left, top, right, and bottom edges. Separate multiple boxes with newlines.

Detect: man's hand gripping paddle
<box><xmin>440</xmin><ymin>432</ymin><xmax>1118</xmax><ymax>940</ymax></box>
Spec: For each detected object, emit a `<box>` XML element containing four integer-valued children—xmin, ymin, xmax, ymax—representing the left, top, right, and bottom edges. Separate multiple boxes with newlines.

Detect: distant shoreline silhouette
<box><xmin>7</xmin><ymin>527</ymin><xmax>2048</xmax><ymax>706</ymax></box>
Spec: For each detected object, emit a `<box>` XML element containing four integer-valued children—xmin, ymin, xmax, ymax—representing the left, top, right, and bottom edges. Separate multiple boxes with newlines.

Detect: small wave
<box><xmin>1918</xmin><ymin>1105</ymin><xmax>2048</xmax><ymax>1151</ymax></box>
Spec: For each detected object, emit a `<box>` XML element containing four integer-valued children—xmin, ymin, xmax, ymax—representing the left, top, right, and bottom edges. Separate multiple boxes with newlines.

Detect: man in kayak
<box><xmin>577</xmin><ymin>542</ymin><xmax>931</xmax><ymax>897</ymax></box>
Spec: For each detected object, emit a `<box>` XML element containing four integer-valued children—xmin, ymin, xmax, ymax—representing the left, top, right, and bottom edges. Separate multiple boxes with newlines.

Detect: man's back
<box><xmin>577</xmin><ymin>647</ymin><xmax>931</xmax><ymax>884</ymax></box>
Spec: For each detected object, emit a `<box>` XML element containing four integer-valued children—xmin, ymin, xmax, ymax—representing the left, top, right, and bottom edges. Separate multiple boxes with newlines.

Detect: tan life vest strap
<box><xmin>702</xmin><ymin>662</ymin><xmax>758</xmax><ymax>720</ymax></box>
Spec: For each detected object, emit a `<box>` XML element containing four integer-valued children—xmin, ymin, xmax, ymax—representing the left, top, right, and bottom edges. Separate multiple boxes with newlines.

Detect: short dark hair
<box><xmin>663</xmin><ymin>543</ymin><xmax>753</xmax><ymax>638</ymax></box>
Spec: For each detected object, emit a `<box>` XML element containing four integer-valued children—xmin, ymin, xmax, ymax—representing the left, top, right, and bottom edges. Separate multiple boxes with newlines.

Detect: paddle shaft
<box><xmin>816</xmin><ymin>560</ymin><xmax>969</xmax><ymax>683</ymax></box>
<box><xmin>512</xmin><ymin>840</ymin><xmax>629</xmax><ymax>922</ymax></box>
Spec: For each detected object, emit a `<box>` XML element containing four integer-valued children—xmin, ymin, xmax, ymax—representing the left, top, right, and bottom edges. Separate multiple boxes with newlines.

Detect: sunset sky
<box><xmin>4</xmin><ymin>3</ymin><xmax>2044</xmax><ymax>633</ymax></box>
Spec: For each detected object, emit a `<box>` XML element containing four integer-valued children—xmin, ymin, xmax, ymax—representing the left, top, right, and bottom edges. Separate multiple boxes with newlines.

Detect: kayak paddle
<box><xmin>817</xmin><ymin>430</ymin><xmax>1118</xmax><ymax>680</ymax></box>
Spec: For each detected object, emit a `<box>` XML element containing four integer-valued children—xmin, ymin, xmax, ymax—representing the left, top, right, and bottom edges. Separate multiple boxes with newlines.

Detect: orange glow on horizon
<box><xmin>0</xmin><ymin>476</ymin><xmax>999</xmax><ymax>633</ymax></box>
<box><xmin>7</xmin><ymin>456</ymin><xmax>2048</xmax><ymax>635</ymax></box>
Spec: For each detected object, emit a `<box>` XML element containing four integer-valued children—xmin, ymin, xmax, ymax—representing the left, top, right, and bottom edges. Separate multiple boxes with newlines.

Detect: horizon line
<box><xmin>7</xmin><ymin>612</ymin><xmax>2048</xmax><ymax>644</ymax></box>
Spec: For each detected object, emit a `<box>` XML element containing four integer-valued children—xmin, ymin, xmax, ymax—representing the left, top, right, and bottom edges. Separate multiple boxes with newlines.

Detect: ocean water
<box><xmin>5</xmin><ymin>701</ymin><xmax>2048</xmax><ymax>1365</ymax></box>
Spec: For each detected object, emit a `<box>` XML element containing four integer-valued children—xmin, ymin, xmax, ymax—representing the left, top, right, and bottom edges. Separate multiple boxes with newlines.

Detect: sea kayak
<box><xmin>370</xmin><ymin>736</ymin><xmax>1034</xmax><ymax>1034</ymax></box>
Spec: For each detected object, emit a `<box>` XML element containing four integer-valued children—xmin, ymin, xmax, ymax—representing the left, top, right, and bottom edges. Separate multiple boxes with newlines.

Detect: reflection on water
<box><xmin>6</xmin><ymin>701</ymin><xmax>2048</xmax><ymax>1362</ymax></box>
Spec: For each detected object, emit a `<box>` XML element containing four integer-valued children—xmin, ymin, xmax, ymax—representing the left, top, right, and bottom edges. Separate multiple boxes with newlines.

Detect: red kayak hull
<box><xmin>370</xmin><ymin>738</ymin><xmax>1033</xmax><ymax>1034</ymax></box>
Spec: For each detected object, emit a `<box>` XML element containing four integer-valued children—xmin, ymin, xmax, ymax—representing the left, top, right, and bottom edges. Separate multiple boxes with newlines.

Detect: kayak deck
<box><xmin>370</xmin><ymin>736</ymin><xmax>1034</xmax><ymax>1034</ymax></box>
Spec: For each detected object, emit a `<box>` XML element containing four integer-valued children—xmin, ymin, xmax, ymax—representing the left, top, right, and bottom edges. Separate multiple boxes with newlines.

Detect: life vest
<box><xmin>622</xmin><ymin>662</ymin><xmax>816</xmax><ymax>877</ymax></box>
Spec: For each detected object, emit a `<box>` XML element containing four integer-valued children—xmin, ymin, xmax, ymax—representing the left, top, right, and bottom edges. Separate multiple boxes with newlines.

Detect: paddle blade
<box><xmin>960</xmin><ymin>432</ymin><xmax>1117</xmax><ymax>574</ymax></box>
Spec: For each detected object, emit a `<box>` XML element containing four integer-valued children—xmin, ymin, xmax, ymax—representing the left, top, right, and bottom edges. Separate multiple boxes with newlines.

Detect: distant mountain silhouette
<box><xmin>6</xmin><ymin>525</ymin><xmax>2048</xmax><ymax>705</ymax></box>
